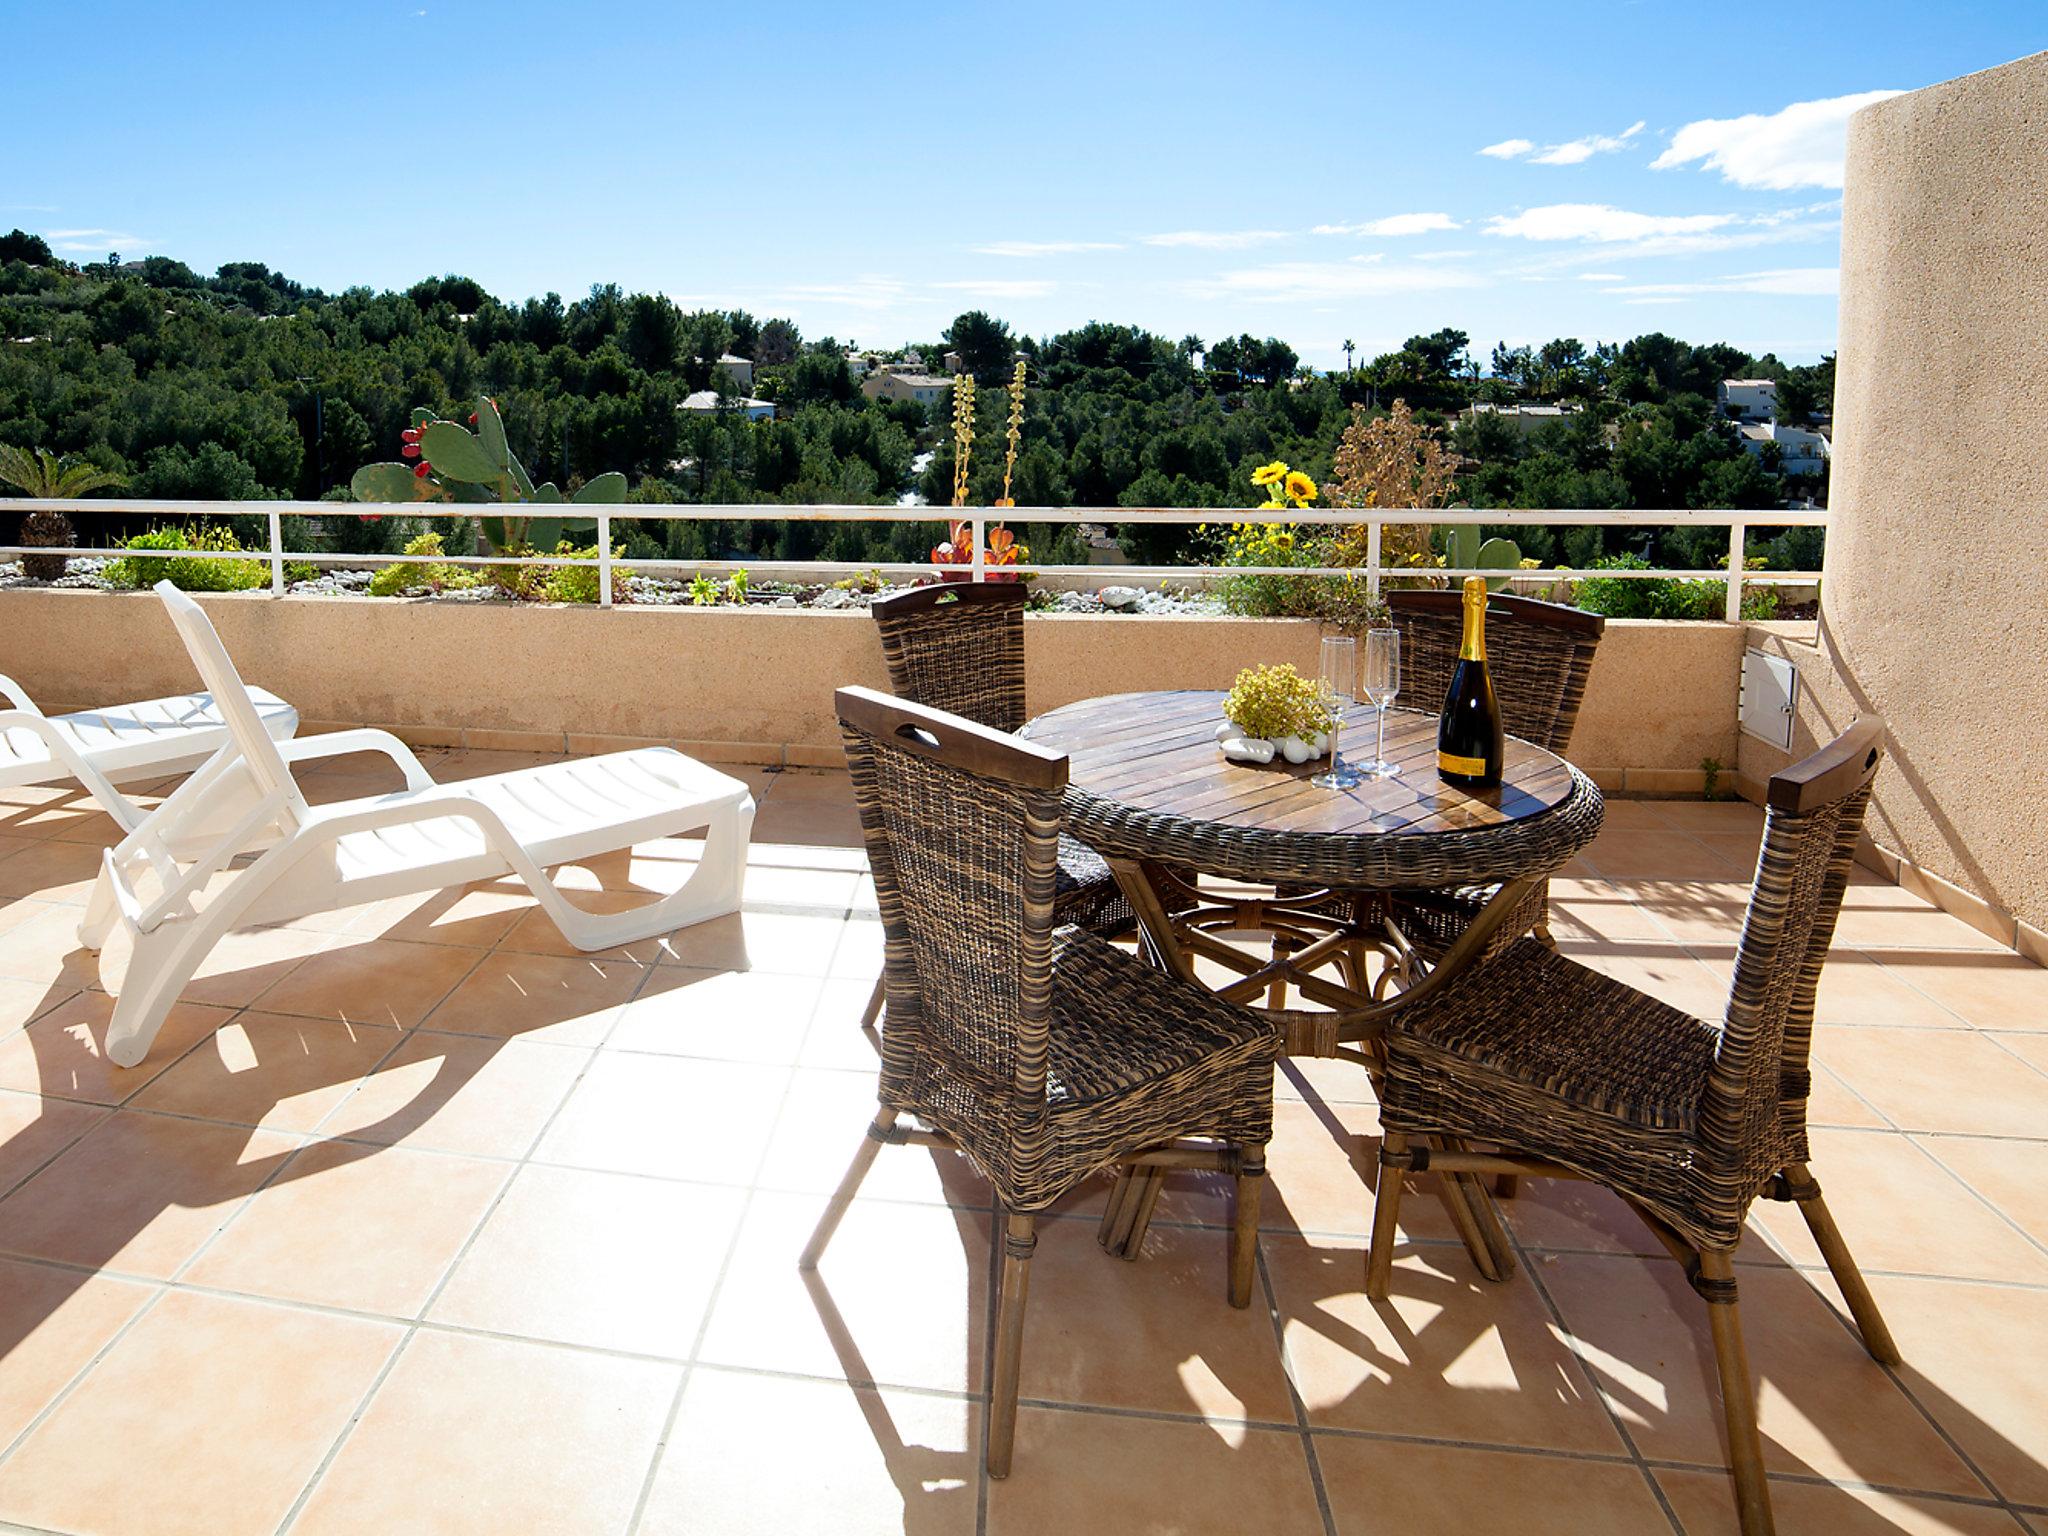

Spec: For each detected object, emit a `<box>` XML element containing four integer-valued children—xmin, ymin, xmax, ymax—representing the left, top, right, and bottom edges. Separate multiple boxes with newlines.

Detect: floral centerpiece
<box><xmin>1216</xmin><ymin>662</ymin><xmax>1334</xmax><ymax>765</ymax></box>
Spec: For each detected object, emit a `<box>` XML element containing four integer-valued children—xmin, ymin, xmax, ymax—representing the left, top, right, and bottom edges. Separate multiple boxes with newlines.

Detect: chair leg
<box><xmin>1116</xmin><ymin>1167</ymin><xmax>1168</xmax><ymax>1262</ymax></box>
<box><xmin>1266</xmin><ymin>935</ymin><xmax>1296</xmax><ymax>1009</ymax></box>
<box><xmin>1696</xmin><ymin>1249</ymin><xmax>1776</xmax><ymax>1536</ymax></box>
<box><xmin>799</xmin><ymin>1111</ymin><xmax>893</xmax><ymax>1270</ymax></box>
<box><xmin>859</xmin><ymin>975</ymin><xmax>884</xmax><ymax>1030</ymax></box>
<box><xmin>1367</xmin><ymin>1133</ymin><xmax>1409</xmax><ymax>1300</ymax></box>
<box><xmin>1097</xmin><ymin>1165</ymin><xmax>1138</xmax><ymax>1249</ymax></box>
<box><xmin>987</xmin><ymin>1212</ymin><xmax>1037</xmax><ymax>1479</ymax></box>
<box><xmin>1783</xmin><ymin>1163</ymin><xmax>1901</xmax><ymax>1365</ymax></box>
<box><xmin>1229</xmin><ymin>1143</ymin><xmax>1265</xmax><ymax>1308</ymax></box>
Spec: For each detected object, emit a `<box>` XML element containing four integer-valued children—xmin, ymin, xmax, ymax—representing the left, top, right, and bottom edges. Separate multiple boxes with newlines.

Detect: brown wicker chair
<box><xmin>1367</xmin><ymin>718</ymin><xmax>1898</xmax><ymax>1536</ymax></box>
<box><xmin>856</xmin><ymin>582</ymin><xmax>1132</xmax><ymax>1030</ymax></box>
<box><xmin>805</xmin><ymin>687</ymin><xmax>1277</xmax><ymax>1478</ymax></box>
<box><xmin>1383</xmin><ymin>587</ymin><xmax>1605</xmax><ymax>962</ymax></box>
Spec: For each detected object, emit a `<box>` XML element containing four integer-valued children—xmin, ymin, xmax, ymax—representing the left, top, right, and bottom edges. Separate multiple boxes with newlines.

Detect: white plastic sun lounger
<box><xmin>82</xmin><ymin>580</ymin><xmax>755</xmax><ymax>1067</ymax></box>
<box><xmin>0</xmin><ymin>672</ymin><xmax>297</xmax><ymax>833</ymax></box>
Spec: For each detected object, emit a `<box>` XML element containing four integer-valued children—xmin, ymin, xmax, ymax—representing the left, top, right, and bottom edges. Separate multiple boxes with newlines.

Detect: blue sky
<box><xmin>5</xmin><ymin>2</ymin><xmax>2041</xmax><ymax>365</ymax></box>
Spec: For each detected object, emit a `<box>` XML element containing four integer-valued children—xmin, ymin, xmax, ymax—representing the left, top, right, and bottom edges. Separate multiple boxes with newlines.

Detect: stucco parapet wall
<box><xmin>0</xmin><ymin>588</ymin><xmax>1738</xmax><ymax>783</ymax></box>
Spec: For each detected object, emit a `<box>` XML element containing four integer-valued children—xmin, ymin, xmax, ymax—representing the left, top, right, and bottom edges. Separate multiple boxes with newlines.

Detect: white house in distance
<box><xmin>679</xmin><ymin>390</ymin><xmax>775</xmax><ymax>422</ymax></box>
<box><xmin>1461</xmin><ymin>402</ymin><xmax>1574</xmax><ymax>438</ymax></box>
<box><xmin>1717</xmin><ymin>379</ymin><xmax>1778</xmax><ymax>422</ymax></box>
<box><xmin>1737</xmin><ymin>420</ymin><xmax>1830</xmax><ymax>476</ymax></box>
<box><xmin>861</xmin><ymin>370</ymin><xmax>954</xmax><ymax>409</ymax></box>
<box><xmin>714</xmin><ymin>353</ymin><xmax>754</xmax><ymax>391</ymax></box>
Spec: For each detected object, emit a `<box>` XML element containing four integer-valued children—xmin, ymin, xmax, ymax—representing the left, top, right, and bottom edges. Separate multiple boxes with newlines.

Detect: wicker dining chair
<box><xmin>805</xmin><ymin>686</ymin><xmax>1278</xmax><ymax>1478</ymax></box>
<box><xmin>1382</xmin><ymin>587</ymin><xmax>1605</xmax><ymax>962</ymax></box>
<box><xmin>1367</xmin><ymin>717</ymin><xmax>1898</xmax><ymax>1536</ymax></box>
<box><xmin>856</xmin><ymin>581</ymin><xmax>1132</xmax><ymax>1030</ymax></box>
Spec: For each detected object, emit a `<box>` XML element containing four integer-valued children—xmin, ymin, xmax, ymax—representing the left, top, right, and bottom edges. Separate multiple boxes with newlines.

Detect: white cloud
<box><xmin>1139</xmin><ymin>229</ymin><xmax>1288</xmax><ymax>250</ymax></box>
<box><xmin>1312</xmin><ymin>212</ymin><xmax>1462</xmax><ymax>237</ymax></box>
<box><xmin>1652</xmin><ymin>90</ymin><xmax>1903</xmax><ymax>190</ymax></box>
<box><xmin>1529</xmin><ymin>120</ymin><xmax>1646</xmax><ymax>166</ymax></box>
<box><xmin>1188</xmin><ymin>261</ymin><xmax>1485</xmax><ymax>303</ymax></box>
<box><xmin>44</xmin><ymin>226</ymin><xmax>150</xmax><ymax>253</ymax></box>
<box><xmin>930</xmin><ymin>279</ymin><xmax>1057</xmax><ymax>299</ymax></box>
<box><xmin>1480</xmin><ymin>122</ymin><xmax>1645</xmax><ymax>165</ymax></box>
<box><xmin>1603</xmin><ymin>267</ymin><xmax>1840</xmax><ymax>298</ymax></box>
<box><xmin>1413</xmin><ymin>249</ymin><xmax>1477</xmax><ymax>262</ymax></box>
<box><xmin>1485</xmin><ymin>204</ymin><xmax>1743</xmax><ymax>242</ymax></box>
<box><xmin>1577</xmin><ymin>272</ymin><xmax>1625</xmax><ymax>281</ymax></box>
<box><xmin>970</xmin><ymin>240</ymin><xmax>1123</xmax><ymax>258</ymax></box>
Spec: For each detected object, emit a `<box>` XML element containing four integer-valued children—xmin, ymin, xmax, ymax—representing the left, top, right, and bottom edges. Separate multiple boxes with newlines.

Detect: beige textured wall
<box><xmin>1737</xmin><ymin>51</ymin><xmax>2048</xmax><ymax>940</ymax></box>
<box><xmin>3</xmin><ymin>587</ymin><xmax>1731</xmax><ymax>782</ymax></box>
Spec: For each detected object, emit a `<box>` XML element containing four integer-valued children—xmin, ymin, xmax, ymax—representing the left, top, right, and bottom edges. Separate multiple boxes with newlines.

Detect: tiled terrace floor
<box><xmin>0</xmin><ymin>750</ymin><xmax>2044</xmax><ymax>1535</ymax></box>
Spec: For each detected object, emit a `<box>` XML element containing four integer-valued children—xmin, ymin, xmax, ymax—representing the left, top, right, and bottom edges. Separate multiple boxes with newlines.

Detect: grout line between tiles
<box><xmin>1492</xmin><ymin>1198</ymin><xmax>1688</xmax><ymax>1535</ymax></box>
<box><xmin>1251</xmin><ymin>1233</ymin><xmax>1340</xmax><ymax>1536</ymax></box>
<box><xmin>622</xmin><ymin>947</ymin><xmax>840</xmax><ymax>1536</ymax></box>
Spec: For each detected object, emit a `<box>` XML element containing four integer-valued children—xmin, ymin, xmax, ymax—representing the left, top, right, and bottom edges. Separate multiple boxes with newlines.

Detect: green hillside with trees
<box><xmin>0</xmin><ymin>230</ymin><xmax>1830</xmax><ymax>573</ymax></box>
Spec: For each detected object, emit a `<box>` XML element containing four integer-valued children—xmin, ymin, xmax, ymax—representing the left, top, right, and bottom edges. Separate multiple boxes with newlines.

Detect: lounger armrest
<box><xmin>0</xmin><ymin>709</ymin><xmax>148</xmax><ymax>831</ymax></box>
<box><xmin>277</xmin><ymin>729</ymin><xmax>435</xmax><ymax>790</ymax></box>
<box><xmin>0</xmin><ymin>675</ymin><xmax>43</xmax><ymax>717</ymax></box>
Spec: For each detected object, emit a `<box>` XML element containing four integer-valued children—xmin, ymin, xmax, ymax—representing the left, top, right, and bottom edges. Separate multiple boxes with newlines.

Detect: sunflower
<box><xmin>1284</xmin><ymin>470</ymin><xmax>1318</xmax><ymax>505</ymax></box>
<box><xmin>1250</xmin><ymin>460</ymin><xmax>1288</xmax><ymax>488</ymax></box>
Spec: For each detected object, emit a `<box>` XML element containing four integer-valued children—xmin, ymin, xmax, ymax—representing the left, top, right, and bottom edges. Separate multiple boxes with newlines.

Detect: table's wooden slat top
<box><xmin>1024</xmin><ymin>691</ymin><xmax>1575</xmax><ymax>840</ymax></box>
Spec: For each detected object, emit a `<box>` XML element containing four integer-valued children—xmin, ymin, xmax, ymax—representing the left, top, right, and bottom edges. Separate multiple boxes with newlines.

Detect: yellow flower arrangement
<box><xmin>1223</xmin><ymin>662</ymin><xmax>1335</xmax><ymax>743</ymax></box>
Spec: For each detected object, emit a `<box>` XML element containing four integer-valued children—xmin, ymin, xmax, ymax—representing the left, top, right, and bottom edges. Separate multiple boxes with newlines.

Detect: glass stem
<box><xmin>1374</xmin><ymin>705</ymin><xmax>1387</xmax><ymax>767</ymax></box>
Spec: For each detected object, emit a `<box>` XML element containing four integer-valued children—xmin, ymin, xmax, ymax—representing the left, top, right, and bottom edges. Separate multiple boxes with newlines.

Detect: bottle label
<box><xmin>1439</xmin><ymin>751</ymin><xmax>1488</xmax><ymax>776</ymax></box>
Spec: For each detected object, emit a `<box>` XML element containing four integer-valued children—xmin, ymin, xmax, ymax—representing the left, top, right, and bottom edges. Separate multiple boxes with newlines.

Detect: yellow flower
<box><xmin>1259</xmin><ymin>498</ymin><xmax>1286</xmax><ymax>511</ymax></box>
<box><xmin>1284</xmin><ymin>470</ymin><xmax>1317</xmax><ymax>505</ymax></box>
<box><xmin>1272</xmin><ymin>531</ymin><xmax>1294</xmax><ymax>550</ymax></box>
<box><xmin>1250</xmin><ymin>461</ymin><xmax>1288</xmax><ymax>488</ymax></box>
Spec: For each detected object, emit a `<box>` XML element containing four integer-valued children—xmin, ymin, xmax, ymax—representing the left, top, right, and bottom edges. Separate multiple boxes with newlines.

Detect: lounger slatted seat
<box><xmin>1</xmin><ymin>673</ymin><xmax>297</xmax><ymax>832</ymax></box>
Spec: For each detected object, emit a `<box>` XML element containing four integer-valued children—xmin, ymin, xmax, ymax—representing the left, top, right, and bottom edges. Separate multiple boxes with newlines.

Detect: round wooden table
<box><xmin>1024</xmin><ymin>689</ymin><xmax>1605</xmax><ymax>1275</ymax></box>
<box><xmin>1024</xmin><ymin>691</ymin><xmax>1603</xmax><ymax>1041</ymax></box>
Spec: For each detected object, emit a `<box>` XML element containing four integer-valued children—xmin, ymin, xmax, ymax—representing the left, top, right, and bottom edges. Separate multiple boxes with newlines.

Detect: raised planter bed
<box><xmin>0</xmin><ymin>585</ymin><xmax>1752</xmax><ymax>788</ymax></box>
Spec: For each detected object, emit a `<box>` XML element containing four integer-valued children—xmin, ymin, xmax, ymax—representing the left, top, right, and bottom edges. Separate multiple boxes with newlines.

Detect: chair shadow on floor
<box><xmin>1262</xmin><ymin>1059</ymin><xmax>2048</xmax><ymax>1525</ymax></box>
<box><xmin>0</xmin><ymin>870</ymin><xmax>674</xmax><ymax>1380</ymax></box>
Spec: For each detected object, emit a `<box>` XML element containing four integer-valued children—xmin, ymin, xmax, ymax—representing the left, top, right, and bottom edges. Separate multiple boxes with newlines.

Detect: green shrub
<box><xmin>1573</xmin><ymin>553</ymin><xmax>1778</xmax><ymax>621</ymax></box>
<box><xmin>104</xmin><ymin>525</ymin><xmax>267</xmax><ymax>592</ymax></box>
<box><xmin>535</xmin><ymin>543</ymin><xmax>624</xmax><ymax>605</ymax></box>
<box><xmin>367</xmin><ymin>531</ymin><xmax>480</xmax><ymax>597</ymax></box>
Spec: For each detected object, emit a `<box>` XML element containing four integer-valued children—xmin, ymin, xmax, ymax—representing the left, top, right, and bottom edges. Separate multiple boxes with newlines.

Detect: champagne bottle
<box><xmin>1437</xmin><ymin>576</ymin><xmax>1504</xmax><ymax>789</ymax></box>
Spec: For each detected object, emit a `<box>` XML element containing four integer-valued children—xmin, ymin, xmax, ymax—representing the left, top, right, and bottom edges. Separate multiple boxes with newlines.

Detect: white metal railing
<box><xmin>1</xmin><ymin>499</ymin><xmax>1828</xmax><ymax>624</ymax></box>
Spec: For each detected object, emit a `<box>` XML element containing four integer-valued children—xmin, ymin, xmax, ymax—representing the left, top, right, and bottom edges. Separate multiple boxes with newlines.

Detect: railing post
<box><xmin>972</xmin><ymin>515</ymin><xmax>986</xmax><ymax>583</ymax></box>
<box><xmin>1365</xmin><ymin>517</ymin><xmax>1382</xmax><ymax>599</ymax></box>
<box><xmin>1724</xmin><ymin>520</ymin><xmax>1746</xmax><ymax>623</ymax></box>
<box><xmin>267</xmin><ymin>510</ymin><xmax>284</xmax><ymax>596</ymax></box>
<box><xmin>597</xmin><ymin>510</ymin><xmax>614</xmax><ymax>609</ymax></box>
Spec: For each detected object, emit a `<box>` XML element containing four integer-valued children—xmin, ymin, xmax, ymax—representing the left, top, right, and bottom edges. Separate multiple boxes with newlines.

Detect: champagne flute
<box><xmin>1359</xmin><ymin>627</ymin><xmax>1401</xmax><ymax>779</ymax></box>
<box><xmin>1312</xmin><ymin>635</ymin><xmax>1362</xmax><ymax>789</ymax></box>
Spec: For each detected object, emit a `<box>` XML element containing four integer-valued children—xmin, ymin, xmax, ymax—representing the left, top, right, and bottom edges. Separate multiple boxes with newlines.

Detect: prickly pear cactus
<box><xmin>1446</xmin><ymin>524</ymin><xmax>1522</xmax><ymax>593</ymax></box>
<box><xmin>350</xmin><ymin>397</ymin><xmax>626</xmax><ymax>555</ymax></box>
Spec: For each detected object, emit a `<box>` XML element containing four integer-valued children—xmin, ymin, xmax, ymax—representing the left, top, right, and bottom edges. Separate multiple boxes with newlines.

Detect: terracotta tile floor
<box><xmin>0</xmin><ymin>754</ymin><xmax>2043</xmax><ymax>1535</ymax></box>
